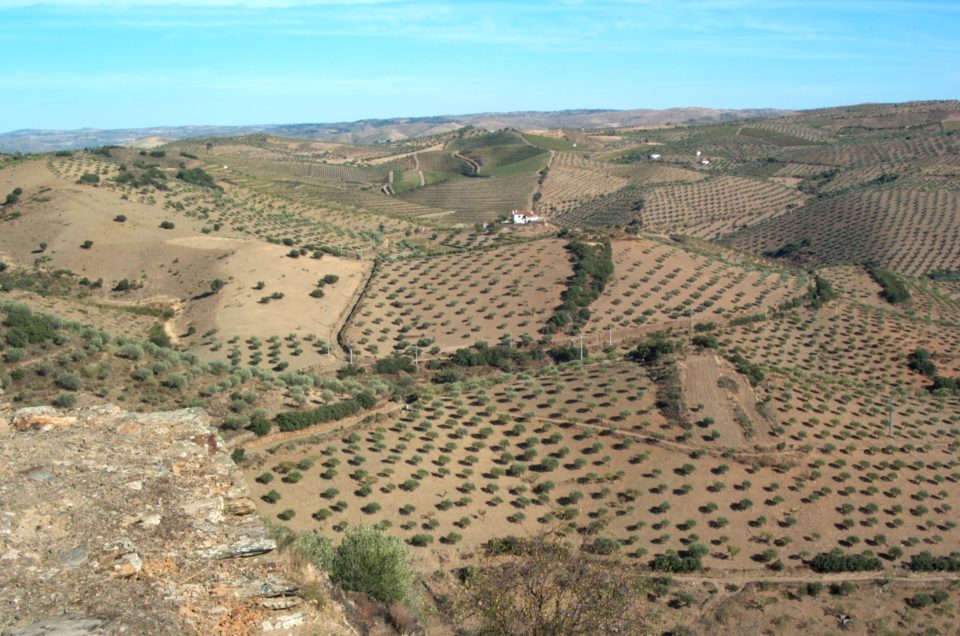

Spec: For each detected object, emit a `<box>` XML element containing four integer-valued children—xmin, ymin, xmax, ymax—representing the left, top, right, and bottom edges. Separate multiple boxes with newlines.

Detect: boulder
<box><xmin>12</xmin><ymin>407</ymin><xmax>78</xmax><ymax>432</ymax></box>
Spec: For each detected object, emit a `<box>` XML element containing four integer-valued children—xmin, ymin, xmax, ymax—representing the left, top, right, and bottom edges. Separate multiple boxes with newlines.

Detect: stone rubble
<box><xmin>0</xmin><ymin>401</ymin><xmax>352</xmax><ymax>635</ymax></box>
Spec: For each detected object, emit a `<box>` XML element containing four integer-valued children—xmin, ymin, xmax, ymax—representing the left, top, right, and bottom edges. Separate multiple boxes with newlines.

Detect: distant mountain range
<box><xmin>0</xmin><ymin>107</ymin><xmax>788</xmax><ymax>153</ymax></box>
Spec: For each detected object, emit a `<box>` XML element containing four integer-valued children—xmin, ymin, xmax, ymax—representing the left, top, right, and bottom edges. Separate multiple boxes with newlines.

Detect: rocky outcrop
<box><xmin>0</xmin><ymin>402</ymin><xmax>352</xmax><ymax>635</ymax></box>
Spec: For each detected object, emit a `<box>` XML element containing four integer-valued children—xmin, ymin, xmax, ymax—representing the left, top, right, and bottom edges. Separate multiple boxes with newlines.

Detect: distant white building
<box><xmin>695</xmin><ymin>150</ymin><xmax>702</xmax><ymax>157</ymax></box>
<box><xmin>649</xmin><ymin>153</ymin><xmax>662</xmax><ymax>161</ymax></box>
<box><xmin>699</xmin><ymin>158</ymin><xmax>710</xmax><ymax>166</ymax></box>
<box><xmin>511</xmin><ymin>210</ymin><xmax>541</xmax><ymax>225</ymax></box>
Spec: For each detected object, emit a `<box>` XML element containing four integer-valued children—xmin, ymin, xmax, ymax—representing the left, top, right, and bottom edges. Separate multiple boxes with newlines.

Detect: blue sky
<box><xmin>0</xmin><ymin>0</ymin><xmax>957</xmax><ymax>131</ymax></box>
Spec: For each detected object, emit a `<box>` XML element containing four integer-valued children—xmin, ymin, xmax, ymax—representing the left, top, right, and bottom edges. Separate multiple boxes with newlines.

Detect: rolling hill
<box><xmin>3</xmin><ymin>99</ymin><xmax>960</xmax><ymax>636</ymax></box>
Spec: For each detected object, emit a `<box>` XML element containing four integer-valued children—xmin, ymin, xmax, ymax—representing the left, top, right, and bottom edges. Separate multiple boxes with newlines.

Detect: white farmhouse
<box><xmin>511</xmin><ymin>210</ymin><xmax>541</xmax><ymax>225</ymax></box>
<box><xmin>649</xmin><ymin>153</ymin><xmax>662</xmax><ymax>161</ymax></box>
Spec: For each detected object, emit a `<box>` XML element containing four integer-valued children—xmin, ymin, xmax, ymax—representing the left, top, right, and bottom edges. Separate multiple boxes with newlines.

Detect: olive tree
<box><xmin>458</xmin><ymin>533</ymin><xmax>650</xmax><ymax>635</ymax></box>
<box><xmin>330</xmin><ymin>525</ymin><xmax>414</xmax><ymax>604</ymax></box>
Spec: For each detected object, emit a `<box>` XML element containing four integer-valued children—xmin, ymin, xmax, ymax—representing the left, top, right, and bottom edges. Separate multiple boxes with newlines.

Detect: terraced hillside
<box><xmin>727</xmin><ymin>187</ymin><xmax>960</xmax><ymax>275</ymax></box>
<box><xmin>402</xmin><ymin>173</ymin><xmax>540</xmax><ymax>223</ymax></box>
<box><xmin>5</xmin><ymin>101</ymin><xmax>960</xmax><ymax>636</ymax></box>
<box><xmin>583</xmin><ymin>237</ymin><xmax>808</xmax><ymax>334</ymax></box>
<box><xmin>639</xmin><ymin>176</ymin><xmax>808</xmax><ymax>238</ymax></box>
<box><xmin>342</xmin><ymin>238</ymin><xmax>573</xmax><ymax>357</ymax></box>
<box><xmin>536</xmin><ymin>152</ymin><xmax>630</xmax><ymax>217</ymax></box>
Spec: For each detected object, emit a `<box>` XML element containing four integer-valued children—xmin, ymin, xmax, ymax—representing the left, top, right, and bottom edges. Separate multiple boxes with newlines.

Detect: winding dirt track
<box><xmin>413</xmin><ymin>152</ymin><xmax>425</xmax><ymax>186</ymax></box>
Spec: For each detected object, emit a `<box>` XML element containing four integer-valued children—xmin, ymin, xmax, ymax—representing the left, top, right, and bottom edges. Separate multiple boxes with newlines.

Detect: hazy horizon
<box><xmin>2</xmin><ymin>104</ymin><xmax>793</xmax><ymax>135</ymax></box>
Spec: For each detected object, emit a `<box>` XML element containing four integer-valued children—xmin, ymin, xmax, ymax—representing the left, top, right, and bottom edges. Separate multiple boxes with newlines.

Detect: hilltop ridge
<box><xmin>0</xmin><ymin>106</ymin><xmax>787</xmax><ymax>153</ymax></box>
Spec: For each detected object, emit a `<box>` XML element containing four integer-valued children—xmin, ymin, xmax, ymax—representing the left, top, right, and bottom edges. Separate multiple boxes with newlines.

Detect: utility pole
<box><xmin>349</xmin><ymin>344</ymin><xmax>353</xmax><ymax>366</ymax></box>
<box><xmin>579</xmin><ymin>332</ymin><xmax>584</xmax><ymax>362</ymax></box>
<box><xmin>608</xmin><ymin>325</ymin><xmax>613</xmax><ymax>349</ymax></box>
<box><xmin>888</xmin><ymin>397</ymin><xmax>895</xmax><ymax>437</ymax></box>
<box><xmin>413</xmin><ymin>346</ymin><xmax>420</xmax><ymax>371</ymax></box>
<box><xmin>688</xmin><ymin>307</ymin><xmax>694</xmax><ymax>343</ymax></box>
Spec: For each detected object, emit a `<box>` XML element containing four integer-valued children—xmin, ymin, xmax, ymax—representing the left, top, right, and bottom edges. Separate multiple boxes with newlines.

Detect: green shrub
<box><xmin>908</xmin><ymin>551</ymin><xmax>960</xmax><ymax>572</ymax></box>
<box><xmin>590</xmin><ymin>537</ymin><xmax>621</xmax><ymax>555</ymax></box>
<box><xmin>375</xmin><ymin>356</ymin><xmax>415</xmax><ymax>374</ymax></box>
<box><xmin>330</xmin><ymin>525</ymin><xmax>414</xmax><ymax>603</ymax></box>
<box><xmin>486</xmin><ymin>535</ymin><xmax>531</xmax><ymax>556</ymax></box>
<box><xmin>865</xmin><ymin>263</ymin><xmax>910</xmax><ymax>304</ymax></box>
<box><xmin>444</xmin><ymin>532</ymin><xmax>463</xmax><ymax>544</ymax></box>
<box><xmin>159</xmin><ymin>221</ymin><xmax>175</xmax><ymax>230</ymax></box>
<box><xmin>628</xmin><ymin>336</ymin><xmax>674</xmax><ymax>365</ymax></box>
<box><xmin>409</xmin><ymin>533</ymin><xmax>434</xmax><ymax>547</ymax></box>
<box><xmin>4</xmin><ymin>187</ymin><xmax>23</xmax><ymax>205</ymax></box>
<box><xmin>809</xmin><ymin>550</ymin><xmax>883</xmax><ymax>573</ymax></box>
<box><xmin>544</xmin><ymin>240</ymin><xmax>614</xmax><ymax>333</ymax></box>
<box><xmin>651</xmin><ymin>551</ymin><xmax>701</xmax><ymax>573</ymax></box>
<box><xmin>176</xmin><ymin>167</ymin><xmax>219</xmax><ymax>189</ymax></box>
<box><xmin>56</xmin><ymin>373</ymin><xmax>81</xmax><ymax>391</ymax></box>
<box><xmin>4</xmin><ymin>305</ymin><xmax>56</xmax><ymax>346</ymax></box>
<box><xmin>830</xmin><ymin>581</ymin><xmax>855</xmax><ymax>596</ymax></box>
<box><xmin>116</xmin><ymin>343</ymin><xmax>144</xmax><ymax>360</ymax></box>
<box><xmin>282</xmin><ymin>470</ymin><xmax>303</xmax><ymax>484</ymax></box>
<box><xmin>52</xmin><ymin>393</ymin><xmax>77</xmax><ymax>408</ymax></box>
<box><xmin>294</xmin><ymin>532</ymin><xmax>334</xmax><ymax>570</ymax></box>
<box><xmin>806</xmin><ymin>275</ymin><xmax>836</xmax><ymax>308</ymax></box>
<box><xmin>909</xmin><ymin>348</ymin><xmax>937</xmax><ymax>378</ymax></box>
<box><xmin>547</xmin><ymin>345</ymin><xmax>582</xmax><ymax>364</ymax></box>
<box><xmin>729</xmin><ymin>353</ymin><xmax>765</xmax><ymax>386</ymax></box>
<box><xmin>448</xmin><ymin>341</ymin><xmax>542</xmax><ymax>371</ymax></box>
<box><xmin>273</xmin><ymin>392</ymin><xmax>376</xmax><ymax>432</ymax></box>
<box><xmin>691</xmin><ymin>334</ymin><xmax>718</xmax><ymax>349</ymax></box>
<box><xmin>113</xmin><ymin>278</ymin><xmax>134</xmax><ymax>292</ymax></box>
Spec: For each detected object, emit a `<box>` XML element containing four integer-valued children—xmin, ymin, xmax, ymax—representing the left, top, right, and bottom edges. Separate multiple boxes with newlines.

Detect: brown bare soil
<box><xmin>584</xmin><ymin>237</ymin><xmax>808</xmax><ymax>335</ymax></box>
<box><xmin>343</xmin><ymin>238</ymin><xmax>573</xmax><ymax>358</ymax></box>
